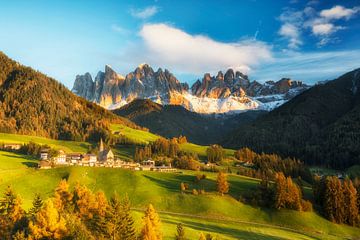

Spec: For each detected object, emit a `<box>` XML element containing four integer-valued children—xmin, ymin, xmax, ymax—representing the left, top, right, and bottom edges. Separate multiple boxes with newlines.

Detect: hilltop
<box><xmin>0</xmin><ymin>52</ymin><xmax>138</xmax><ymax>141</ymax></box>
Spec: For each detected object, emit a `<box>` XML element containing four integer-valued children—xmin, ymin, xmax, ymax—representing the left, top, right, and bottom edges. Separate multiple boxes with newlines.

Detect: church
<box><xmin>98</xmin><ymin>139</ymin><xmax>114</xmax><ymax>164</ymax></box>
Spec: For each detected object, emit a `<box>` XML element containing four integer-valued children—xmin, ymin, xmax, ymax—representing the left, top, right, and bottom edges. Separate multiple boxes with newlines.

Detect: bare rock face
<box><xmin>72</xmin><ymin>65</ymin><xmax>310</xmax><ymax>113</ymax></box>
<box><xmin>72</xmin><ymin>64</ymin><xmax>187</xmax><ymax>108</ymax></box>
<box><xmin>191</xmin><ymin>69</ymin><xmax>309</xmax><ymax>100</ymax></box>
<box><xmin>72</xmin><ymin>73</ymin><xmax>94</xmax><ymax>100</ymax></box>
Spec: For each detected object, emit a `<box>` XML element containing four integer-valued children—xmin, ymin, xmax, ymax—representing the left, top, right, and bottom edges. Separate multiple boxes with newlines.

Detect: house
<box><xmin>118</xmin><ymin>161</ymin><xmax>141</xmax><ymax>170</ymax></box>
<box><xmin>3</xmin><ymin>143</ymin><xmax>22</xmax><ymax>150</ymax></box>
<box><xmin>154</xmin><ymin>164</ymin><xmax>177</xmax><ymax>172</ymax></box>
<box><xmin>141</xmin><ymin>159</ymin><xmax>155</xmax><ymax>171</ymax></box>
<box><xmin>40</xmin><ymin>149</ymin><xmax>50</xmax><ymax>160</ymax></box>
<box><xmin>53</xmin><ymin>150</ymin><xmax>67</xmax><ymax>165</ymax></box>
<box><xmin>67</xmin><ymin>153</ymin><xmax>83</xmax><ymax>165</ymax></box>
<box><xmin>38</xmin><ymin>160</ymin><xmax>52</xmax><ymax>169</ymax></box>
<box><xmin>82</xmin><ymin>154</ymin><xmax>97</xmax><ymax>167</ymax></box>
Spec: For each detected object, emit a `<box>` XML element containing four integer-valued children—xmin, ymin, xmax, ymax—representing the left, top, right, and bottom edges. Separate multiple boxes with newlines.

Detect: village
<box><xmin>2</xmin><ymin>140</ymin><xmax>178</xmax><ymax>172</ymax></box>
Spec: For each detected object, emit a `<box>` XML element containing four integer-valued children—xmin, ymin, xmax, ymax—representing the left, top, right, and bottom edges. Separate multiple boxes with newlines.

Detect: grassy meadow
<box><xmin>0</xmin><ymin>150</ymin><xmax>359</xmax><ymax>239</ymax></box>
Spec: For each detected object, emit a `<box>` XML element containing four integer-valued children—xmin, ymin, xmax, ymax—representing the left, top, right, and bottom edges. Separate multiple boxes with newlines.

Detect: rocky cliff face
<box><xmin>72</xmin><ymin>65</ymin><xmax>309</xmax><ymax>114</ymax></box>
<box><xmin>191</xmin><ymin>69</ymin><xmax>308</xmax><ymax>100</ymax></box>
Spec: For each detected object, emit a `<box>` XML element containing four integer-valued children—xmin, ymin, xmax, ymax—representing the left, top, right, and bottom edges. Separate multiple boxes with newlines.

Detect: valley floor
<box><xmin>0</xmin><ymin>150</ymin><xmax>359</xmax><ymax>239</ymax></box>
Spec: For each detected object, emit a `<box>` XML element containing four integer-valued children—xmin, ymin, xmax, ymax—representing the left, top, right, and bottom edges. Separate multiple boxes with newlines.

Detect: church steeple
<box><xmin>99</xmin><ymin>138</ymin><xmax>104</xmax><ymax>152</ymax></box>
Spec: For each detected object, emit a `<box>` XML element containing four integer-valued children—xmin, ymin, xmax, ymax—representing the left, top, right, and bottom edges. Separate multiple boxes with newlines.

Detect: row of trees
<box><xmin>252</xmin><ymin>172</ymin><xmax>312</xmax><ymax>212</ymax></box>
<box><xmin>314</xmin><ymin>176</ymin><xmax>359</xmax><ymax>225</ymax></box>
<box><xmin>235</xmin><ymin>148</ymin><xmax>312</xmax><ymax>183</ymax></box>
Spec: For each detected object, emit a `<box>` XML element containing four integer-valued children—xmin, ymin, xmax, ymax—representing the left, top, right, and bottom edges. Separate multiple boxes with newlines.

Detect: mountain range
<box><xmin>223</xmin><ymin>67</ymin><xmax>360</xmax><ymax>169</ymax></box>
<box><xmin>72</xmin><ymin>64</ymin><xmax>309</xmax><ymax>114</ymax></box>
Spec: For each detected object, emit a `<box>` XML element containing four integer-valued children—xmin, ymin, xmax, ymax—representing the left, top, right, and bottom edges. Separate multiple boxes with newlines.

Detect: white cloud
<box><xmin>278</xmin><ymin>4</ymin><xmax>359</xmax><ymax>48</ymax></box>
<box><xmin>278</xmin><ymin>9</ymin><xmax>304</xmax><ymax>49</ymax></box>
<box><xmin>320</xmin><ymin>5</ymin><xmax>360</xmax><ymax>20</ymax></box>
<box><xmin>130</xmin><ymin>6</ymin><xmax>159</xmax><ymax>19</ymax></box>
<box><xmin>137</xmin><ymin>23</ymin><xmax>272</xmax><ymax>74</ymax></box>
<box><xmin>312</xmin><ymin>23</ymin><xmax>344</xmax><ymax>36</ymax></box>
<box><xmin>278</xmin><ymin>23</ymin><xmax>302</xmax><ymax>48</ymax></box>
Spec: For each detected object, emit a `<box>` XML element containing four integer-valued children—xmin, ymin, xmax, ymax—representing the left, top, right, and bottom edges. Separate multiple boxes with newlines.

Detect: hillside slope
<box><xmin>0</xmin><ymin>52</ymin><xmax>137</xmax><ymax>141</ymax></box>
<box><xmin>113</xmin><ymin>99</ymin><xmax>265</xmax><ymax>145</ymax></box>
<box><xmin>1</xmin><ymin>151</ymin><xmax>359</xmax><ymax>239</ymax></box>
<box><xmin>223</xmin><ymin>68</ymin><xmax>360</xmax><ymax>169</ymax></box>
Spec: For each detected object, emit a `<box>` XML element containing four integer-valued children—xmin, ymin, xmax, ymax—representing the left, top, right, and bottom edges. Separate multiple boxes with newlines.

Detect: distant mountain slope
<box><xmin>223</xmin><ymin>68</ymin><xmax>360</xmax><ymax>169</ymax></box>
<box><xmin>0</xmin><ymin>52</ymin><xmax>137</xmax><ymax>141</ymax></box>
<box><xmin>73</xmin><ymin>64</ymin><xmax>309</xmax><ymax>114</ymax></box>
<box><xmin>114</xmin><ymin>99</ymin><xmax>265</xmax><ymax>145</ymax></box>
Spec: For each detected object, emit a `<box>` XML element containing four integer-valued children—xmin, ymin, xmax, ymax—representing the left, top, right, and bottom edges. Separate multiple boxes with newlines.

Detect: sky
<box><xmin>0</xmin><ymin>0</ymin><xmax>360</xmax><ymax>88</ymax></box>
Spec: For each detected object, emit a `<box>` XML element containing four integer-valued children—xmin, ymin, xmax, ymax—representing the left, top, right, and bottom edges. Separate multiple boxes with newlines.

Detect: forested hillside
<box><xmin>0</xmin><ymin>52</ymin><xmax>137</xmax><ymax>141</ymax></box>
<box><xmin>224</xmin><ymin>68</ymin><xmax>360</xmax><ymax>169</ymax></box>
<box><xmin>114</xmin><ymin>99</ymin><xmax>265</xmax><ymax>144</ymax></box>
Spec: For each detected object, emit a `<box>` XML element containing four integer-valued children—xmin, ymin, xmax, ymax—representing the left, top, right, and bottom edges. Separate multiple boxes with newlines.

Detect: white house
<box><xmin>40</xmin><ymin>149</ymin><xmax>49</xmax><ymax>160</ymax></box>
<box><xmin>83</xmin><ymin>154</ymin><xmax>97</xmax><ymax>167</ymax></box>
<box><xmin>141</xmin><ymin>159</ymin><xmax>155</xmax><ymax>171</ymax></box>
<box><xmin>67</xmin><ymin>153</ymin><xmax>82</xmax><ymax>165</ymax></box>
<box><xmin>53</xmin><ymin>150</ymin><xmax>67</xmax><ymax>165</ymax></box>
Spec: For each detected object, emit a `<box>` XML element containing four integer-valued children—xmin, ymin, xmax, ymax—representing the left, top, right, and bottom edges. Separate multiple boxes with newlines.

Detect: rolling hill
<box><xmin>113</xmin><ymin>99</ymin><xmax>265</xmax><ymax>145</ymax></box>
<box><xmin>223</xmin><ymin>68</ymin><xmax>360</xmax><ymax>169</ymax></box>
<box><xmin>0</xmin><ymin>52</ymin><xmax>137</xmax><ymax>142</ymax></box>
<box><xmin>1</xmin><ymin>150</ymin><xmax>359</xmax><ymax>239</ymax></box>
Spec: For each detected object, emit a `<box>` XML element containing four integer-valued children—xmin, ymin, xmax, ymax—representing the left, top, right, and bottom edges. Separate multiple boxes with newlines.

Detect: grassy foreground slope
<box><xmin>0</xmin><ymin>150</ymin><xmax>359</xmax><ymax>239</ymax></box>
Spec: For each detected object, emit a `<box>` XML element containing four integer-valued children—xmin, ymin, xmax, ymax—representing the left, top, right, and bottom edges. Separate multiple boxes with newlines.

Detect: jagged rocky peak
<box><xmin>72</xmin><ymin>64</ymin><xmax>310</xmax><ymax>114</ymax></box>
<box><xmin>72</xmin><ymin>72</ymin><xmax>94</xmax><ymax>100</ymax></box>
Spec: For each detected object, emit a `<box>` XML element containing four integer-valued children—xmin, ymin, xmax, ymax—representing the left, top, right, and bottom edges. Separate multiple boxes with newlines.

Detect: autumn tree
<box><xmin>216</xmin><ymin>172</ymin><xmax>229</xmax><ymax>196</ymax></box>
<box><xmin>0</xmin><ymin>186</ymin><xmax>25</xmax><ymax>238</ymax></box>
<box><xmin>199</xmin><ymin>232</ymin><xmax>206</xmax><ymax>240</ymax></box>
<box><xmin>273</xmin><ymin>172</ymin><xmax>302</xmax><ymax>211</ymax></box>
<box><xmin>141</xmin><ymin>204</ymin><xmax>162</xmax><ymax>240</ymax></box>
<box><xmin>206</xmin><ymin>145</ymin><xmax>224</xmax><ymax>163</ymax></box>
<box><xmin>234</xmin><ymin>147</ymin><xmax>256</xmax><ymax>162</ymax></box>
<box><xmin>28</xmin><ymin>200</ymin><xmax>67</xmax><ymax>239</ymax></box>
<box><xmin>343</xmin><ymin>179</ymin><xmax>358</xmax><ymax>226</ymax></box>
<box><xmin>53</xmin><ymin>179</ymin><xmax>73</xmax><ymax>213</ymax></box>
<box><xmin>175</xmin><ymin>223</ymin><xmax>186</xmax><ymax>240</ymax></box>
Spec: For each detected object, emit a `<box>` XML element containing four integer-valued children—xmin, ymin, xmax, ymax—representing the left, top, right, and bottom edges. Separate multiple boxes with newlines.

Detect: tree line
<box><xmin>234</xmin><ymin>148</ymin><xmax>312</xmax><ymax>183</ymax></box>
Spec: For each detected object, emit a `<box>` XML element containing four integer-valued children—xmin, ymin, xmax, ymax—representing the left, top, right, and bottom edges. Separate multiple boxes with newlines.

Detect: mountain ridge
<box><xmin>113</xmin><ymin>98</ymin><xmax>266</xmax><ymax>145</ymax></box>
<box><xmin>223</xmin><ymin>67</ymin><xmax>360</xmax><ymax>169</ymax></box>
<box><xmin>72</xmin><ymin>64</ymin><xmax>309</xmax><ymax>114</ymax></box>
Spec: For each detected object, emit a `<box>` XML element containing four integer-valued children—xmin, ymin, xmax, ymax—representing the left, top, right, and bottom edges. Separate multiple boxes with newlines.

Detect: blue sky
<box><xmin>0</xmin><ymin>0</ymin><xmax>359</xmax><ymax>88</ymax></box>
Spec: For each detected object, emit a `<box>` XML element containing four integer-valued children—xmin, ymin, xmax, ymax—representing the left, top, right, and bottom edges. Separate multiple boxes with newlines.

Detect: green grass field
<box><xmin>0</xmin><ymin>150</ymin><xmax>359</xmax><ymax>239</ymax></box>
<box><xmin>110</xmin><ymin>124</ymin><xmax>159</xmax><ymax>144</ymax></box>
<box><xmin>0</xmin><ymin>132</ymin><xmax>90</xmax><ymax>153</ymax></box>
